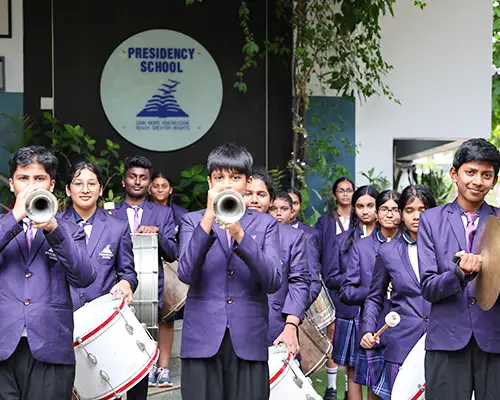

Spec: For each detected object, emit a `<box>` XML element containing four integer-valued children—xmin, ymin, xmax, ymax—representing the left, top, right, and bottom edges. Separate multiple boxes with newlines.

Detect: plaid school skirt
<box><xmin>332</xmin><ymin>317</ymin><xmax>358</xmax><ymax>367</ymax></box>
<box><xmin>372</xmin><ymin>361</ymin><xmax>401</xmax><ymax>400</ymax></box>
<box><xmin>354</xmin><ymin>347</ymin><xmax>386</xmax><ymax>388</ymax></box>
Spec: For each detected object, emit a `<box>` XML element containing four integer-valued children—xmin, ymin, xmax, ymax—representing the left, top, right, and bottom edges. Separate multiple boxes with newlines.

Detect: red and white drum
<box><xmin>392</xmin><ymin>334</ymin><xmax>426</xmax><ymax>400</ymax></box>
<box><xmin>268</xmin><ymin>345</ymin><xmax>322</xmax><ymax>400</ymax></box>
<box><xmin>72</xmin><ymin>294</ymin><xmax>159</xmax><ymax>400</ymax></box>
<box><xmin>392</xmin><ymin>333</ymin><xmax>476</xmax><ymax>400</ymax></box>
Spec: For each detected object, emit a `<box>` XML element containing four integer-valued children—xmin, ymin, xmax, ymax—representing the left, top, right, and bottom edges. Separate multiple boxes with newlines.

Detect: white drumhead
<box><xmin>73</xmin><ymin>294</ymin><xmax>122</xmax><ymax>342</ymax></box>
<box><xmin>392</xmin><ymin>333</ymin><xmax>426</xmax><ymax>400</ymax></box>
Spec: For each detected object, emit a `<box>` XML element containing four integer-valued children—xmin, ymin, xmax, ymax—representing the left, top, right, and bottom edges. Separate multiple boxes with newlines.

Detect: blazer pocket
<box><xmin>49</xmin><ymin>303</ymin><xmax>73</xmax><ymax>311</ymax></box>
<box><xmin>271</xmin><ymin>302</ymin><xmax>283</xmax><ymax>311</ymax></box>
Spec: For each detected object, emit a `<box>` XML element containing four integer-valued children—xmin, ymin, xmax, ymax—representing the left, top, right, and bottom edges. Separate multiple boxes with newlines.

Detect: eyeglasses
<box><xmin>72</xmin><ymin>181</ymin><xmax>100</xmax><ymax>192</ymax></box>
<box><xmin>336</xmin><ymin>188</ymin><xmax>354</xmax><ymax>195</ymax></box>
<box><xmin>378</xmin><ymin>207</ymin><xmax>400</xmax><ymax>216</ymax></box>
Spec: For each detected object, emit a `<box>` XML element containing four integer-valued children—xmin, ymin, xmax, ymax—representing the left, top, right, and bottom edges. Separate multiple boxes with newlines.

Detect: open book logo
<box><xmin>137</xmin><ymin>80</ymin><xmax>189</xmax><ymax>118</ymax></box>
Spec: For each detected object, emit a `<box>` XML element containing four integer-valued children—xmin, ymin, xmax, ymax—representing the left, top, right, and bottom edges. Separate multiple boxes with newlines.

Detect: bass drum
<box><xmin>159</xmin><ymin>260</ymin><xmax>189</xmax><ymax>321</ymax></box>
<box><xmin>131</xmin><ymin>234</ymin><xmax>159</xmax><ymax>337</ymax></box>
<box><xmin>305</xmin><ymin>282</ymin><xmax>335</xmax><ymax>330</ymax></box>
<box><xmin>72</xmin><ymin>294</ymin><xmax>159</xmax><ymax>400</ymax></box>
<box><xmin>299</xmin><ymin>314</ymin><xmax>332</xmax><ymax>377</ymax></box>
<box><xmin>268</xmin><ymin>345</ymin><xmax>322</xmax><ymax>400</ymax></box>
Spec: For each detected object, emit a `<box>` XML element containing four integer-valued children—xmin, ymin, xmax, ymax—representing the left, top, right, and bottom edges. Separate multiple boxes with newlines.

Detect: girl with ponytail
<box><xmin>360</xmin><ymin>185</ymin><xmax>436</xmax><ymax>399</ymax></box>
<box><xmin>340</xmin><ymin>189</ymin><xmax>401</xmax><ymax>399</ymax></box>
<box><xmin>324</xmin><ymin>185</ymin><xmax>379</xmax><ymax>400</ymax></box>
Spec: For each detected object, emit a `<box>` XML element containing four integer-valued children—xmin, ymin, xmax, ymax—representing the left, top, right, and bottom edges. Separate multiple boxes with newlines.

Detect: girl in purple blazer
<box><xmin>149</xmin><ymin>172</ymin><xmax>188</xmax><ymax>231</ymax></box>
<box><xmin>340</xmin><ymin>189</ymin><xmax>401</xmax><ymax>399</ymax></box>
<box><xmin>61</xmin><ymin>161</ymin><xmax>137</xmax><ymax>308</ymax></box>
<box><xmin>360</xmin><ymin>185</ymin><xmax>436</xmax><ymax>400</ymax></box>
<box><xmin>324</xmin><ymin>185</ymin><xmax>379</xmax><ymax>400</ymax></box>
<box><xmin>149</xmin><ymin>171</ymin><xmax>188</xmax><ymax>388</ymax></box>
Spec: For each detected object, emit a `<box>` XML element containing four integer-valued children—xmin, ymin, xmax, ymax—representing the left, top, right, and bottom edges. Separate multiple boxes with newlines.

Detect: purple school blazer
<box><xmin>293</xmin><ymin>221</ymin><xmax>321</xmax><ymax>305</ymax></box>
<box><xmin>58</xmin><ymin>207</ymin><xmax>137</xmax><ymax>311</ymax></box>
<box><xmin>268</xmin><ymin>223</ymin><xmax>310</xmax><ymax>345</ymax></box>
<box><xmin>323</xmin><ymin>227</ymin><xmax>364</xmax><ymax>319</ymax></box>
<box><xmin>418</xmin><ymin>200</ymin><xmax>500</xmax><ymax>353</ymax></box>
<box><xmin>315</xmin><ymin>213</ymin><xmax>339</xmax><ymax>265</ymax></box>
<box><xmin>0</xmin><ymin>212</ymin><xmax>96</xmax><ymax>365</ymax></box>
<box><xmin>178</xmin><ymin>209</ymin><xmax>281</xmax><ymax>362</ymax></box>
<box><xmin>340</xmin><ymin>232</ymin><xmax>392</xmax><ymax>347</ymax></box>
<box><xmin>111</xmin><ymin>200</ymin><xmax>177</xmax><ymax>308</ymax></box>
<box><xmin>362</xmin><ymin>235</ymin><xmax>430</xmax><ymax>363</ymax></box>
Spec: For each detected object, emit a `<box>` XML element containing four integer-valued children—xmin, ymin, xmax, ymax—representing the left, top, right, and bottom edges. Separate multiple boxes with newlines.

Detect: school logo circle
<box><xmin>100</xmin><ymin>29</ymin><xmax>223</xmax><ymax>152</ymax></box>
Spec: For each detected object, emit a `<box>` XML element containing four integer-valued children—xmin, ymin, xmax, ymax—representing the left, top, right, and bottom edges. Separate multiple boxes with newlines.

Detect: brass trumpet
<box><xmin>25</xmin><ymin>190</ymin><xmax>58</xmax><ymax>223</ymax></box>
<box><xmin>213</xmin><ymin>189</ymin><xmax>246</xmax><ymax>228</ymax></box>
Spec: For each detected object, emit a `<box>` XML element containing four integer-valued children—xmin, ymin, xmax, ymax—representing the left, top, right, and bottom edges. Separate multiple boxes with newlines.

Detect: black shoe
<box><xmin>323</xmin><ymin>387</ymin><xmax>337</xmax><ymax>400</ymax></box>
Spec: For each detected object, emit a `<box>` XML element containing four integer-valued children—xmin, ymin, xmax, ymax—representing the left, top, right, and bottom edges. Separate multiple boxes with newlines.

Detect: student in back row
<box><xmin>245</xmin><ymin>169</ymin><xmax>311</xmax><ymax>357</ymax></box>
<box><xmin>110</xmin><ymin>156</ymin><xmax>178</xmax><ymax>399</ymax></box>
<box><xmin>316</xmin><ymin>177</ymin><xmax>354</xmax><ymax>400</ymax></box>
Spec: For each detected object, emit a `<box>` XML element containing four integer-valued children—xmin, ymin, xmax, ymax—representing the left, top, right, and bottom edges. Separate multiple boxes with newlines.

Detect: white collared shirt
<box><xmin>126</xmin><ymin>206</ymin><xmax>143</xmax><ymax>233</ymax></box>
<box><xmin>408</xmin><ymin>243</ymin><xmax>420</xmax><ymax>282</ymax></box>
<box><xmin>461</xmin><ymin>214</ymin><xmax>479</xmax><ymax>230</ymax></box>
<box><xmin>336</xmin><ymin>216</ymin><xmax>350</xmax><ymax>235</ymax></box>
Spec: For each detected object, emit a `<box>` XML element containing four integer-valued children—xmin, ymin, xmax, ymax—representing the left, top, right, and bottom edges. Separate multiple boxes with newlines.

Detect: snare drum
<box><xmin>131</xmin><ymin>234</ymin><xmax>159</xmax><ymax>334</ymax></box>
<box><xmin>159</xmin><ymin>260</ymin><xmax>189</xmax><ymax>321</ymax></box>
<box><xmin>305</xmin><ymin>282</ymin><xmax>335</xmax><ymax>330</ymax></box>
<box><xmin>72</xmin><ymin>294</ymin><xmax>159</xmax><ymax>400</ymax></box>
<box><xmin>299</xmin><ymin>314</ymin><xmax>333</xmax><ymax>376</ymax></box>
<box><xmin>268</xmin><ymin>345</ymin><xmax>322</xmax><ymax>400</ymax></box>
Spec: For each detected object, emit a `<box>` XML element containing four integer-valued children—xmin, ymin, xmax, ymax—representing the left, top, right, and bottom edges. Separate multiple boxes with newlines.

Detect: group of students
<box><xmin>0</xmin><ymin>138</ymin><xmax>499</xmax><ymax>400</ymax></box>
<box><xmin>318</xmin><ymin>138</ymin><xmax>500</xmax><ymax>400</ymax></box>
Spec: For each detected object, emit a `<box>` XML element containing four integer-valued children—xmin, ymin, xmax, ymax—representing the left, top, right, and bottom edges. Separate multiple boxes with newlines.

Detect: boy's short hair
<box><xmin>274</xmin><ymin>191</ymin><xmax>293</xmax><ymax>208</ymax></box>
<box><xmin>453</xmin><ymin>138</ymin><xmax>500</xmax><ymax>177</ymax></box>
<box><xmin>288</xmin><ymin>188</ymin><xmax>302</xmax><ymax>203</ymax></box>
<box><xmin>9</xmin><ymin>146</ymin><xmax>58</xmax><ymax>180</ymax></box>
<box><xmin>124</xmin><ymin>155</ymin><xmax>153</xmax><ymax>177</ymax></box>
<box><xmin>251</xmin><ymin>166</ymin><xmax>276</xmax><ymax>200</ymax></box>
<box><xmin>207</xmin><ymin>144</ymin><xmax>253</xmax><ymax>178</ymax></box>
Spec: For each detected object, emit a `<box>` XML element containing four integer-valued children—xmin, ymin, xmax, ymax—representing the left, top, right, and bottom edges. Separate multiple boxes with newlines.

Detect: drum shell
<box><xmin>131</xmin><ymin>234</ymin><xmax>159</xmax><ymax>335</ymax></box>
<box><xmin>159</xmin><ymin>260</ymin><xmax>189</xmax><ymax>321</ymax></box>
<box><xmin>299</xmin><ymin>315</ymin><xmax>333</xmax><ymax>376</ymax></box>
<box><xmin>73</xmin><ymin>294</ymin><xmax>159</xmax><ymax>400</ymax></box>
<box><xmin>306</xmin><ymin>282</ymin><xmax>335</xmax><ymax>330</ymax></box>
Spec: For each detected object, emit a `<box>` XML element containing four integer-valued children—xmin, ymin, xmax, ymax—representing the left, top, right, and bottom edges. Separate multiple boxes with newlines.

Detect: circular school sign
<box><xmin>100</xmin><ymin>29</ymin><xmax>223</xmax><ymax>152</ymax></box>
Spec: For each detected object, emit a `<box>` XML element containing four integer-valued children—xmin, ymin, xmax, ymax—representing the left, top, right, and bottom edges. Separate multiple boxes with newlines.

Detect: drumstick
<box><xmin>373</xmin><ymin>311</ymin><xmax>401</xmax><ymax>340</ymax></box>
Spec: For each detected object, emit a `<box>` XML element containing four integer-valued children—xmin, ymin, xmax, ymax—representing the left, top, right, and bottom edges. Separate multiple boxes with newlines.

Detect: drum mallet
<box><xmin>373</xmin><ymin>311</ymin><xmax>401</xmax><ymax>340</ymax></box>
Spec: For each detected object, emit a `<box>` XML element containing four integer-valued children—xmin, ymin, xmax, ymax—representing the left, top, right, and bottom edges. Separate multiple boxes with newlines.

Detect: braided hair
<box><xmin>343</xmin><ymin>185</ymin><xmax>379</xmax><ymax>253</ymax></box>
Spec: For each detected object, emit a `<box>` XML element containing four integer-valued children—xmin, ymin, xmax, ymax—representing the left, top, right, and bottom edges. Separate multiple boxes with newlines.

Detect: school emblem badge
<box><xmin>99</xmin><ymin>244</ymin><xmax>114</xmax><ymax>260</ymax></box>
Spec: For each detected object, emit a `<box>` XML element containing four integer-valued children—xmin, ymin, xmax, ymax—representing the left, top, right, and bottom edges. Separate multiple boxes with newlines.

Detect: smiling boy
<box><xmin>418</xmin><ymin>138</ymin><xmax>500</xmax><ymax>399</ymax></box>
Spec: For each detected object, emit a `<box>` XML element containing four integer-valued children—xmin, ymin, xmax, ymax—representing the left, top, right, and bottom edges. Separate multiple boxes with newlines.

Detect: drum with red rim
<box><xmin>72</xmin><ymin>294</ymin><xmax>159</xmax><ymax>400</ymax></box>
<box><xmin>268</xmin><ymin>345</ymin><xmax>322</xmax><ymax>400</ymax></box>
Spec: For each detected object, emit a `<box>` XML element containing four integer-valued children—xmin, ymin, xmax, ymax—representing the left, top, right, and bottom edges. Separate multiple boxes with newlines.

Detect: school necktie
<box><xmin>130</xmin><ymin>206</ymin><xmax>140</xmax><ymax>233</ymax></box>
<box><xmin>78</xmin><ymin>220</ymin><xmax>90</xmax><ymax>244</ymax></box>
<box><xmin>23</xmin><ymin>219</ymin><xmax>33</xmax><ymax>251</ymax></box>
<box><xmin>465</xmin><ymin>213</ymin><xmax>479</xmax><ymax>253</ymax></box>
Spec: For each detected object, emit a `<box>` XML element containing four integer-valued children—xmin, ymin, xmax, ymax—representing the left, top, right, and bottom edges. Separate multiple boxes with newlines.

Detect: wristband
<box><xmin>285</xmin><ymin>321</ymin><xmax>299</xmax><ymax>335</ymax></box>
